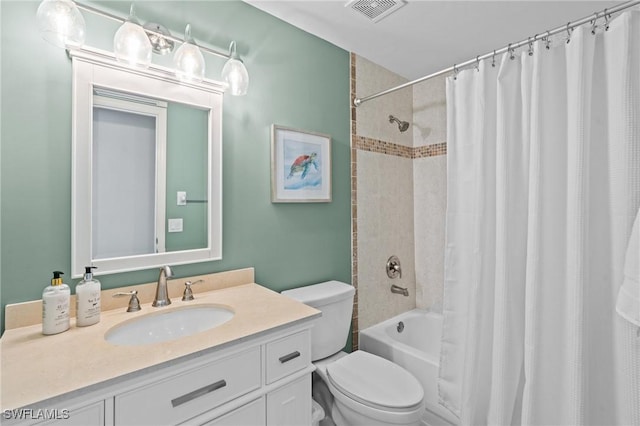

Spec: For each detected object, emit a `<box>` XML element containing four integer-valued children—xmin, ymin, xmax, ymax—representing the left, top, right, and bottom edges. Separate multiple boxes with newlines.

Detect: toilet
<box><xmin>282</xmin><ymin>281</ymin><xmax>425</xmax><ymax>426</ymax></box>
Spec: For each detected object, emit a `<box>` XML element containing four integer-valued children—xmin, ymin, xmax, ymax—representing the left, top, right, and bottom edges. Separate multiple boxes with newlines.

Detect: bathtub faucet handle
<box><xmin>391</xmin><ymin>284</ymin><xmax>409</xmax><ymax>297</ymax></box>
<box><xmin>386</xmin><ymin>255</ymin><xmax>402</xmax><ymax>279</ymax></box>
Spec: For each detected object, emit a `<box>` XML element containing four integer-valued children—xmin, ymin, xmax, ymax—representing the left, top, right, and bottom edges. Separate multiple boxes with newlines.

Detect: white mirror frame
<box><xmin>70</xmin><ymin>47</ymin><xmax>223</xmax><ymax>278</ymax></box>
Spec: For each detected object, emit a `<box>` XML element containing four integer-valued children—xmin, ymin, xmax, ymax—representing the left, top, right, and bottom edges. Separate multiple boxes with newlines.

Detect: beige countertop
<box><xmin>0</xmin><ymin>278</ymin><xmax>320</xmax><ymax>411</ymax></box>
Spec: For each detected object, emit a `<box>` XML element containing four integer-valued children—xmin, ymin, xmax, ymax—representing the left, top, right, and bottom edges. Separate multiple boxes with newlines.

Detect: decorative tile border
<box><xmin>414</xmin><ymin>142</ymin><xmax>447</xmax><ymax>158</ymax></box>
<box><xmin>354</xmin><ymin>136</ymin><xmax>447</xmax><ymax>159</ymax></box>
<box><xmin>354</xmin><ymin>135</ymin><xmax>413</xmax><ymax>157</ymax></box>
<box><xmin>350</xmin><ymin>53</ymin><xmax>359</xmax><ymax>351</ymax></box>
<box><xmin>350</xmin><ymin>52</ymin><xmax>446</xmax><ymax>351</ymax></box>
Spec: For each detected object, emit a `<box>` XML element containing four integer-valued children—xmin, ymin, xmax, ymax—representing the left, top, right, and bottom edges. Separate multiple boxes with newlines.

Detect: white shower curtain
<box><xmin>439</xmin><ymin>10</ymin><xmax>640</xmax><ymax>426</ymax></box>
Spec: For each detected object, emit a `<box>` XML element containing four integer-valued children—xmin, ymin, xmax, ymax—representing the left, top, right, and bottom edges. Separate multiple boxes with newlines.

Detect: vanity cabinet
<box><xmin>202</xmin><ymin>398</ymin><xmax>265</xmax><ymax>426</ymax></box>
<box><xmin>19</xmin><ymin>326</ymin><xmax>313</xmax><ymax>426</ymax></box>
<box><xmin>36</xmin><ymin>400</ymin><xmax>111</xmax><ymax>426</ymax></box>
<box><xmin>266</xmin><ymin>375</ymin><xmax>312</xmax><ymax>426</ymax></box>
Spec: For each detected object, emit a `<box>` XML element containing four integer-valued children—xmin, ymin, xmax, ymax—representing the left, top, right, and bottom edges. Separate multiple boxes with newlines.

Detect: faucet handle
<box><xmin>386</xmin><ymin>255</ymin><xmax>402</xmax><ymax>279</ymax></box>
<box><xmin>113</xmin><ymin>290</ymin><xmax>141</xmax><ymax>312</ymax></box>
<box><xmin>182</xmin><ymin>280</ymin><xmax>204</xmax><ymax>301</ymax></box>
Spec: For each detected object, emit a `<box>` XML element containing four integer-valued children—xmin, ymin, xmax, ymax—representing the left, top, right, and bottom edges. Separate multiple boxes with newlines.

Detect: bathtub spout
<box><xmin>391</xmin><ymin>284</ymin><xmax>409</xmax><ymax>296</ymax></box>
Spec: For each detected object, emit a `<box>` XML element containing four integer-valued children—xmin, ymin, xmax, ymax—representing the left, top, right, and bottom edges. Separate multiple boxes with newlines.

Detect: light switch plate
<box><xmin>177</xmin><ymin>191</ymin><xmax>187</xmax><ymax>206</ymax></box>
<box><xmin>168</xmin><ymin>218</ymin><xmax>183</xmax><ymax>232</ymax></box>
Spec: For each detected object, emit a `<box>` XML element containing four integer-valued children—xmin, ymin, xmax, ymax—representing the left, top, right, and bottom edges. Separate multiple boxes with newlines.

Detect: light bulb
<box><xmin>173</xmin><ymin>24</ymin><xmax>205</xmax><ymax>82</ymax></box>
<box><xmin>221</xmin><ymin>41</ymin><xmax>249</xmax><ymax>96</ymax></box>
<box><xmin>113</xmin><ymin>4</ymin><xmax>152</xmax><ymax>68</ymax></box>
<box><xmin>36</xmin><ymin>0</ymin><xmax>85</xmax><ymax>48</ymax></box>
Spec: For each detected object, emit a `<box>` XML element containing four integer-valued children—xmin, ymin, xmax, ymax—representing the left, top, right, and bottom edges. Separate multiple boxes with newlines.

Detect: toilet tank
<box><xmin>282</xmin><ymin>281</ymin><xmax>355</xmax><ymax>361</ymax></box>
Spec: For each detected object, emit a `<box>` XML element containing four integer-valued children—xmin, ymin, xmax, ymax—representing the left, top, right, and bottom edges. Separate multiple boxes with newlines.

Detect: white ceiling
<box><xmin>244</xmin><ymin>0</ymin><xmax>623</xmax><ymax>81</ymax></box>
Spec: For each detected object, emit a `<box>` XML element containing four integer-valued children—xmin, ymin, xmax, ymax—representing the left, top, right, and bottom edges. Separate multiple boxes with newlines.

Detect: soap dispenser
<box><xmin>75</xmin><ymin>266</ymin><xmax>101</xmax><ymax>327</ymax></box>
<box><xmin>42</xmin><ymin>271</ymin><xmax>71</xmax><ymax>335</ymax></box>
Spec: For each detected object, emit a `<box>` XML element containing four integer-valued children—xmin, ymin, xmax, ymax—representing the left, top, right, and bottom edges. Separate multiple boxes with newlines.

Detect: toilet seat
<box><xmin>326</xmin><ymin>350</ymin><xmax>424</xmax><ymax>411</ymax></box>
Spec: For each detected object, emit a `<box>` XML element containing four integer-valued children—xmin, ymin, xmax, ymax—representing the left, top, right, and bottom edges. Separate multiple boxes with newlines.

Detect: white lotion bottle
<box><xmin>76</xmin><ymin>266</ymin><xmax>101</xmax><ymax>327</ymax></box>
<box><xmin>42</xmin><ymin>271</ymin><xmax>71</xmax><ymax>335</ymax></box>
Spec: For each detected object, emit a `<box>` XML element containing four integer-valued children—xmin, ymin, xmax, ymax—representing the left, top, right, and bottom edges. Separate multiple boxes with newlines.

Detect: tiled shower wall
<box><xmin>351</xmin><ymin>53</ymin><xmax>447</xmax><ymax>349</ymax></box>
<box><xmin>413</xmin><ymin>72</ymin><xmax>448</xmax><ymax>312</ymax></box>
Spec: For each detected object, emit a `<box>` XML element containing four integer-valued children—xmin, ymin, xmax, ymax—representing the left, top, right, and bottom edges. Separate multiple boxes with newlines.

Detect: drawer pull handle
<box><xmin>171</xmin><ymin>379</ymin><xmax>227</xmax><ymax>408</ymax></box>
<box><xmin>279</xmin><ymin>351</ymin><xmax>301</xmax><ymax>364</ymax></box>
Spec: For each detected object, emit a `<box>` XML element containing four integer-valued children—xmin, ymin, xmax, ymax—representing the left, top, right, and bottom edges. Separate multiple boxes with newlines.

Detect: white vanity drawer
<box><xmin>265</xmin><ymin>330</ymin><xmax>310</xmax><ymax>384</ymax></box>
<box><xmin>115</xmin><ymin>347</ymin><xmax>261</xmax><ymax>426</ymax></box>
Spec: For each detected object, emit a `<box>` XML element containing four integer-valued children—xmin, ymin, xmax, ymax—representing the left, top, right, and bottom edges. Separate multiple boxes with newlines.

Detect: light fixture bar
<box><xmin>73</xmin><ymin>0</ymin><xmax>232</xmax><ymax>60</ymax></box>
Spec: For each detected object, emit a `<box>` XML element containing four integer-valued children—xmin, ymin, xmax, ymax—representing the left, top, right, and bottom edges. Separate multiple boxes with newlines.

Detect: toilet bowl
<box><xmin>316</xmin><ymin>351</ymin><xmax>424</xmax><ymax>426</ymax></box>
<box><xmin>282</xmin><ymin>281</ymin><xmax>425</xmax><ymax>426</ymax></box>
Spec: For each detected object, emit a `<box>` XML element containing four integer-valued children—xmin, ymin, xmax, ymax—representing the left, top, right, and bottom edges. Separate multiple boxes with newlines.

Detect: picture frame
<box><xmin>270</xmin><ymin>125</ymin><xmax>332</xmax><ymax>203</ymax></box>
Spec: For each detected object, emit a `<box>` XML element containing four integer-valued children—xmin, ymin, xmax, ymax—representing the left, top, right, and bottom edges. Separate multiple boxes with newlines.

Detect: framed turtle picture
<box><xmin>270</xmin><ymin>125</ymin><xmax>332</xmax><ymax>203</ymax></box>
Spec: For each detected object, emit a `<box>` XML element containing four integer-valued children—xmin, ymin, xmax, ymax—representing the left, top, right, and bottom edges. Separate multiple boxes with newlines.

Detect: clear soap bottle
<box><xmin>75</xmin><ymin>266</ymin><xmax>101</xmax><ymax>327</ymax></box>
<box><xmin>42</xmin><ymin>271</ymin><xmax>70</xmax><ymax>335</ymax></box>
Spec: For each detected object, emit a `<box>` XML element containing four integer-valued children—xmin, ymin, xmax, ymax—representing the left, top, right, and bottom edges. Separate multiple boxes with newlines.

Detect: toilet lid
<box><xmin>326</xmin><ymin>350</ymin><xmax>424</xmax><ymax>410</ymax></box>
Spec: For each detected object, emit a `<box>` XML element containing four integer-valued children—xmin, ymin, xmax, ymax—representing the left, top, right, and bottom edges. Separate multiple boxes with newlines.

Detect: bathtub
<box><xmin>359</xmin><ymin>309</ymin><xmax>458</xmax><ymax>426</ymax></box>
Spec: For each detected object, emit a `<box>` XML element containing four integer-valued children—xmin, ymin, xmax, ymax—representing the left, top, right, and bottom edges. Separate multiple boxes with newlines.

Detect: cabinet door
<box><xmin>36</xmin><ymin>400</ymin><xmax>105</xmax><ymax>426</ymax></box>
<box><xmin>266</xmin><ymin>375</ymin><xmax>311</xmax><ymax>426</ymax></box>
<box><xmin>201</xmin><ymin>398</ymin><xmax>265</xmax><ymax>426</ymax></box>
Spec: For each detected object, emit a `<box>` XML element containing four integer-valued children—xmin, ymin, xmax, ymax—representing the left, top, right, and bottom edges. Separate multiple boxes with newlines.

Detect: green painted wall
<box><xmin>165</xmin><ymin>103</ymin><xmax>208</xmax><ymax>252</ymax></box>
<box><xmin>0</xmin><ymin>1</ymin><xmax>351</xmax><ymax>333</ymax></box>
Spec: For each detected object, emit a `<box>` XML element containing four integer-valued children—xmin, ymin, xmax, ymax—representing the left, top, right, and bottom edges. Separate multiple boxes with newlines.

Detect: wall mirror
<box><xmin>71</xmin><ymin>49</ymin><xmax>223</xmax><ymax>278</ymax></box>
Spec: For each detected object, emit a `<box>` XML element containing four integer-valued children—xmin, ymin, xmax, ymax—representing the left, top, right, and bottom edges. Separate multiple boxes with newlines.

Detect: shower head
<box><xmin>389</xmin><ymin>115</ymin><xmax>410</xmax><ymax>132</ymax></box>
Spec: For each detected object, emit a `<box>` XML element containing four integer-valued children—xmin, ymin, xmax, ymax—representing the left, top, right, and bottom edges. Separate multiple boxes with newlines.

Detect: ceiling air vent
<box><xmin>346</xmin><ymin>0</ymin><xmax>407</xmax><ymax>23</ymax></box>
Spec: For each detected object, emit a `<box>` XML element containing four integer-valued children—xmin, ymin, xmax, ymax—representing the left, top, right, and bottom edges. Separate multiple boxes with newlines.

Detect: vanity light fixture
<box><xmin>113</xmin><ymin>4</ymin><xmax>152</xmax><ymax>68</ymax></box>
<box><xmin>174</xmin><ymin>24</ymin><xmax>205</xmax><ymax>83</ymax></box>
<box><xmin>144</xmin><ymin>22</ymin><xmax>175</xmax><ymax>55</ymax></box>
<box><xmin>35</xmin><ymin>0</ymin><xmax>250</xmax><ymax>95</ymax></box>
<box><xmin>36</xmin><ymin>0</ymin><xmax>85</xmax><ymax>48</ymax></box>
<box><xmin>221</xmin><ymin>41</ymin><xmax>250</xmax><ymax>96</ymax></box>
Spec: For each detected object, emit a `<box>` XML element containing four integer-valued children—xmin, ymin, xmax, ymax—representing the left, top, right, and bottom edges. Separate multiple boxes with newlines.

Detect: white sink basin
<box><xmin>105</xmin><ymin>305</ymin><xmax>234</xmax><ymax>346</ymax></box>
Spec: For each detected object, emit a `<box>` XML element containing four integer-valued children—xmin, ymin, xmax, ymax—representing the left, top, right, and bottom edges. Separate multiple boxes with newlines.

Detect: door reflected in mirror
<box><xmin>92</xmin><ymin>90</ymin><xmax>208</xmax><ymax>259</ymax></box>
<box><xmin>72</xmin><ymin>51</ymin><xmax>222</xmax><ymax>277</ymax></box>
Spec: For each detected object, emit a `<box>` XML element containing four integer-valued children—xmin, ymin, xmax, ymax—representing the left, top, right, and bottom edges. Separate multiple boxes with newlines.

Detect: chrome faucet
<box><xmin>152</xmin><ymin>265</ymin><xmax>174</xmax><ymax>307</ymax></box>
<box><xmin>391</xmin><ymin>284</ymin><xmax>409</xmax><ymax>297</ymax></box>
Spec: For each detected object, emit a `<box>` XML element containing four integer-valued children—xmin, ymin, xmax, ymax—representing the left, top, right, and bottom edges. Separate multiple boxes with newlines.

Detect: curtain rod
<box><xmin>353</xmin><ymin>0</ymin><xmax>640</xmax><ymax>107</ymax></box>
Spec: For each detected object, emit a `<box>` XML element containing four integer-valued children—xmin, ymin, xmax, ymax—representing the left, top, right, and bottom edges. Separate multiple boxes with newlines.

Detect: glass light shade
<box><xmin>221</xmin><ymin>58</ymin><xmax>249</xmax><ymax>96</ymax></box>
<box><xmin>173</xmin><ymin>25</ymin><xmax>205</xmax><ymax>82</ymax></box>
<box><xmin>36</xmin><ymin>0</ymin><xmax>85</xmax><ymax>48</ymax></box>
<box><xmin>113</xmin><ymin>6</ymin><xmax>152</xmax><ymax>68</ymax></box>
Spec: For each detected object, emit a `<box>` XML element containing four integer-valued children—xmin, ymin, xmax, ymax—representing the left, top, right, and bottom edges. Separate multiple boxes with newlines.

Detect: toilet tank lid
<box><xmin>281</xmin><ymin>281</ymin><xmax>355</xmax><ymax>307</ymax></box>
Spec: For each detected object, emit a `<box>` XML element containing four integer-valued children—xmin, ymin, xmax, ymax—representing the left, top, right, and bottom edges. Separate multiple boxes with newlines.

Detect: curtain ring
<box><xmin>475</xmin><ymin>56</ymin><xmax>480</xmax><ymax>72</ymax></box>
<box><xmin>604</xmin><ymin>9</ymin><xmax>610</xmax><ymax>31</ymax></box>
<box><xmin>566</xmin><ymin>22</ymin><xmax>572</xmax><ymax>44</ymax></box>
<box><xmin>528</xmin><ymin>37</ymin><xmax>534</xmax><ymax>56</ymax></box>
<box><xmin>491</xmin><ymin>50</ymin><xmax>496</xmax><ymax>68</ymax></box>
<box><xmin>545</xmin><ymin>30</ymin><xmax>551</xmax><ymax>50</ymax></box>
<box><xmin>453</xmin><ymin>64</ymin><xmax>458</xmax><ymax>80</ymax></box>
<box><xmin>508</xmin><ymin>43</ymin><xmax>515</xmax><ymax>60</ymax></box>
<box><xmin>591</xmin><ymin>13</ymin><xmax>598</xmax><ymax>35</ymax></box>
